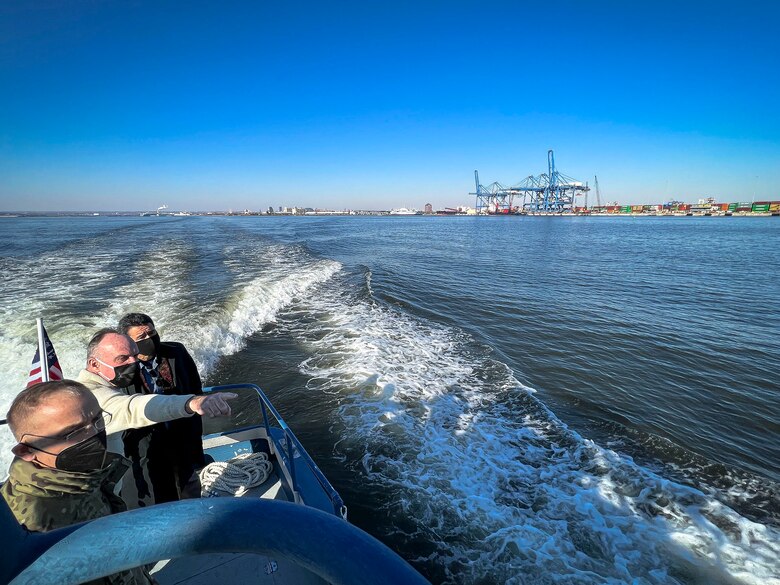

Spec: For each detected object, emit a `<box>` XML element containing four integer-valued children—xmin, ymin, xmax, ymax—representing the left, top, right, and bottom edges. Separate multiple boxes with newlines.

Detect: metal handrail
<box><xmin>203</xmin><ymin>383</ymin><xmax>346</xmax><ymax>518</ymax></box>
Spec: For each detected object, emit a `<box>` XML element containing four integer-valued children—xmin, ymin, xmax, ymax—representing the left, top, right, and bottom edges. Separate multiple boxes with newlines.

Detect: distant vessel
<box><xmin>141</xmin><ymin>205</ymin><xmax>169</xmax><ymax>217</ymax></box>
<box><xmin>389</xmin><ymin>208</ymin><xmax>418</xmax><ymax>216</ymax></box>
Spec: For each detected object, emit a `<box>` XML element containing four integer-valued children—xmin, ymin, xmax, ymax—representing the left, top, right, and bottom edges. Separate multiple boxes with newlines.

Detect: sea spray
<box><xmin>285</xmin><ymin>276</ymin><xmax>780</xmax><ymax>584</ymax></box>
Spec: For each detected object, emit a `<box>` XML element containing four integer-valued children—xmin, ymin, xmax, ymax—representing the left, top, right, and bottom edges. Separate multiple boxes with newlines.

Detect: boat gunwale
<box><xmin>202</xmin><ymin>384</ymin><xmax>347</xmax><ymax>519</ymax></box>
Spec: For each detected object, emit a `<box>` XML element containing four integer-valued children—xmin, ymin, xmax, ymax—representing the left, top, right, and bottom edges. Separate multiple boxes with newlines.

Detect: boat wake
<box><xmin>282</xmin><ymin>275</ymin><xmax>780</xmax><ymax>585</ymax></box>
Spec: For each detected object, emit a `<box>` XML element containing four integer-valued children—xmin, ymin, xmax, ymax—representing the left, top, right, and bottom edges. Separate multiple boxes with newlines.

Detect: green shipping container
<box><xmin>621</xmin><ymin>206</ymin><xmax>631</xmax><ymax>213</ymax></box>
<box><xmin>752</xmin><ymin>204</ymin><xmax>770</xmax><ymax>212</ymax></box>
<box><xmin>728</xmin><ymin>203</ymin><xmax>738</xmax><ymax>211</ymax></box>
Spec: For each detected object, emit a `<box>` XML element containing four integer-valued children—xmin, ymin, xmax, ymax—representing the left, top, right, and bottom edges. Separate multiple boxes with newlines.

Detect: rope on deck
<box><xmin>199</xmin><ymin>452</ymin><xmax>274</xmax><ymax>498</ymax></box>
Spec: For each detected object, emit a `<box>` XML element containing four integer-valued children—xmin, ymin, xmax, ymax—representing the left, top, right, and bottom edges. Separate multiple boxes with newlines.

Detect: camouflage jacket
<box><xmin>1</xmin><ymin>454</ymin><xmax>153</xmax><ymax>585</ymax></box>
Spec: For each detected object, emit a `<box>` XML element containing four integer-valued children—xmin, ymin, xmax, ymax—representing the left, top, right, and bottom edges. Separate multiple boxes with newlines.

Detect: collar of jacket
<box><xmin>76</xmin><ymin>368</ymin><xmax>115</xmax><ymax>390</ymax></box>
<box><xmin>5</xmin><ymin>453</ymin><xmax>130</xmax><ymax>498</ymax></box>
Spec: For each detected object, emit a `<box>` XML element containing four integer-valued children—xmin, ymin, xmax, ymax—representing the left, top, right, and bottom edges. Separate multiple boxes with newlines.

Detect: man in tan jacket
<box><xmin>76</xmin><ymin>329</ymin><xmax>235</xmax><ymax>504</ymax></box>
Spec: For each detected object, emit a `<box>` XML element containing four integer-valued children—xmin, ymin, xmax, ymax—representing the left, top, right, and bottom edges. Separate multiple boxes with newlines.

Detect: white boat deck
<box><xmin>150</xmin><ymin>429</ymin><xmax>329</xmax><ymax>585</ymax></box>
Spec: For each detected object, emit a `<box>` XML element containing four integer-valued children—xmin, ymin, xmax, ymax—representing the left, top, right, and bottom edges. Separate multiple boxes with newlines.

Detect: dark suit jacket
<box><xmin>155</xmin><ymin>340</ymin><xmax>206</xmax><ymax>474</ymax></box>
<box><xmin>124</xmin><ymin>341</ymin><xmax>205</xmax><ymax>505</ymax></box>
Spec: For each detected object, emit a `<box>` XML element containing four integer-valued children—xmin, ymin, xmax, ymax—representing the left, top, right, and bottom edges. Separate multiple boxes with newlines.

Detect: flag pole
<box><xmin>36</xmin><ymin>318</ymin><xmax>50</xmax><ymax>383</ymax></box>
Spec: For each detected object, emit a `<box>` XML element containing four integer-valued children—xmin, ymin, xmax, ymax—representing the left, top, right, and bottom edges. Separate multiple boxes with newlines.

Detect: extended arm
<box><xmin>91</xmin><ymin>385</ymin><xmax>192</xmax><ymax>434</ymax></box>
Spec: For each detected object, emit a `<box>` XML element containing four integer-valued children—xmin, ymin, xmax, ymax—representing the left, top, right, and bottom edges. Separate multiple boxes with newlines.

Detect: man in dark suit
<box><xmin>118</xmin><ymin>313</ymin><xmax>207</xmax><ymax>506</ymax></box>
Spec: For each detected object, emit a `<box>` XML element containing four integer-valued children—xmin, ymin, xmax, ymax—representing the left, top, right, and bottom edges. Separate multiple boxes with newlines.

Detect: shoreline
<box><xmin>1</xmin><ymin>212</ymin><xmax>778</xmax><ymax>218</ymax></box>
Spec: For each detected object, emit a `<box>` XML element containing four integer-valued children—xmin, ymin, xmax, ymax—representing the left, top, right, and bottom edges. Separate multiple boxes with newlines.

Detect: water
<box><xmin>0</xmin><ymin>215</ymin><xmax>778</xmax><ymax>584</ymax></box>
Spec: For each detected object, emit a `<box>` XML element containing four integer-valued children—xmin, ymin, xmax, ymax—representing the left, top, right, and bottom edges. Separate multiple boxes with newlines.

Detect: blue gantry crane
<box><xmin>472</xmin><ymin>150</ymin><xmax>590</xmax><ymax>214</ymax></box>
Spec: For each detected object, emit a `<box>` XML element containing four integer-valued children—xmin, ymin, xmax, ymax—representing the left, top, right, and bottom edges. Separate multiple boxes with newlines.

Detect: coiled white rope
<box><xmin>199</xmin><ymin>452</ymin><xmax>273</xmax><ymax>498</ymax></box>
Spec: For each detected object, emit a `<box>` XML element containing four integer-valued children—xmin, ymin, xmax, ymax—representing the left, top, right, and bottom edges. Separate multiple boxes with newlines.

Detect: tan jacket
<box><xmin>76</xmin><ymin>369</ymin><xmax>193</xmax><ymax>456</ymax></box>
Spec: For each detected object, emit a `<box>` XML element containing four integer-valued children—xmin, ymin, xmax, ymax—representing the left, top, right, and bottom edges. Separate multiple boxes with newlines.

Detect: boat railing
<box><xmin>2</xmin><ymin>497</ymin><xmax>430</xmax><ymax>585</ymax></box>
<box><xmin>202</xmin><ymin>383</ymin><xmax>347</xmax><ymax>519</ymax></box>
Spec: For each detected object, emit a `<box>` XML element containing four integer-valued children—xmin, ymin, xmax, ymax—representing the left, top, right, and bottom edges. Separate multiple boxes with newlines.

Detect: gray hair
<box><xmin>86</xmin><ymin>327</ymin><xmax>119</xmax><ymax>360</ymax></box>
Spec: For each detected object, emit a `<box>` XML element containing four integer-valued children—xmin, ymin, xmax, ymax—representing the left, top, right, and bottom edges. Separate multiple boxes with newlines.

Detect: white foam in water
<box><xmin>286</xmin><ymin>280</ymin><xmax>780</xmax><ymax>585</ymax></box>
<box><xmin>176</xmin><ymin>256</ymin><xmax>341</xmax><ymax>374</ymax></box>
<box><xmin>97</xmin><ymin>239</ymin><xmax>341</xmax><ymax>374</ymax></box>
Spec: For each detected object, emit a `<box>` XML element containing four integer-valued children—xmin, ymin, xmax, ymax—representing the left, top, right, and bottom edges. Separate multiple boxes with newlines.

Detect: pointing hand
<box><xmin>187</xmin><ymin>392</ymin><xmax>238</xmax><ymax>418</ymax></box>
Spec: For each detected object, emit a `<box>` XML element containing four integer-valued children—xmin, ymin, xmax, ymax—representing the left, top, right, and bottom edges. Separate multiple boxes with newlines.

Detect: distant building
<box><xmin>424</xmin><ymin>203</ymin><xmax>433</xmax><ymax>214</ymax></box>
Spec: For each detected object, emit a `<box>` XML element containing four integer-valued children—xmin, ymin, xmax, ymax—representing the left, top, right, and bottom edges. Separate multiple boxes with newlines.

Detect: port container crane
<box><xmin>471</xmin><ymin>150</ymin><xmax>590</xmax><ymax>214</ymax></box>
<box><xmin>594</xmin><ymin>176</ymin><xmax>602</xmax><ymax>209</ymax></box>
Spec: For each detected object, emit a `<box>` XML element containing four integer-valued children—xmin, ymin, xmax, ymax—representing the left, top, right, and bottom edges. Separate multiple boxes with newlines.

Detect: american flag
<box><xmin>27</xmin><ymin>325</ymin><xmax>63</xmax><ymax>387</ymax></box>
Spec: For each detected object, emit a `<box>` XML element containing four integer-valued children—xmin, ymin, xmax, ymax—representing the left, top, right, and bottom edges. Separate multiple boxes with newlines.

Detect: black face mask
<box><xmin>54</xmin><ymin>430</ymin><xmax>108</xmax><ymax>473</ymax></box>
<box><xmin>110</xmin><ymin>362</ymin><xmax>138</xmax><ymax>388</ymax></box>
<box><xmin>136</xmin><ymin>333</ymin><xmax>161</xmax><ymax>359</ymax></box>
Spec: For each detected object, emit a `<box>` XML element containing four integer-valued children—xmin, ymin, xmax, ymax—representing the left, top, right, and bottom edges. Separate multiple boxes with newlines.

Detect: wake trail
<box><xmin>283</xmin><ymin>277</ymin><xmax>780</xmax><ymax>585</ymax></box>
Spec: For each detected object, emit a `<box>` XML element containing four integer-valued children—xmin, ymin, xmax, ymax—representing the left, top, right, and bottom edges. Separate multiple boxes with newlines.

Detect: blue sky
<box><xmin>1</xmin><ymin>1</ymin><xmax>778</xmax><ymax>211</ymax></box>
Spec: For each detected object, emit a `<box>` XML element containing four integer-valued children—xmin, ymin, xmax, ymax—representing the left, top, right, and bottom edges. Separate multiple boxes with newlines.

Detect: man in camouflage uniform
<box><xmin>1</xmin><ymin>380</ymin><xmax>152</xmax><ymax>585</ymax></box>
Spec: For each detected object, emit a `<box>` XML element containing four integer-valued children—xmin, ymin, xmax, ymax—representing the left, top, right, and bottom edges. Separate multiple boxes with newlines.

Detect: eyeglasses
<box><xmin>20</xmin><ymin>411</ymin><xmax>112</xmax><ymax>452</ymax></box>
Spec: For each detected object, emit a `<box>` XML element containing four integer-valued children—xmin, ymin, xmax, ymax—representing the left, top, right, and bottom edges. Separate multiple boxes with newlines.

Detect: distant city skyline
<box><xmin>1</xmin><ymin>1</ymin><xmax>778</xmax><ymax>212</ymax></box>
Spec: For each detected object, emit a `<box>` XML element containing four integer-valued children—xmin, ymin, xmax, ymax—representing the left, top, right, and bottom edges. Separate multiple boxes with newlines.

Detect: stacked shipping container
<box><xmin>572</xmin><ymin>200</ymin><xmax>778</xmax><ymax>214</ymax></box>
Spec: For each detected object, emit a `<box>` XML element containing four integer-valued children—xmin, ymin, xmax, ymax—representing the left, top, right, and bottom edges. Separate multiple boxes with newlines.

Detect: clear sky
<box><xmin>1</xmin><ymin>0</ymin><xmax>778</xmax><ymax>211</ymax></box>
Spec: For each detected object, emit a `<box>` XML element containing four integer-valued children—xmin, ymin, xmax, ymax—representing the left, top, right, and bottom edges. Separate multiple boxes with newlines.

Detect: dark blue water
<box><xmin>253</xmin><ymin>216</ymin><xmax>780</xmax><ymax>476</ymax></box>
<box><xmin>0</xmin><ymin>215</ymin><xmax>778</xmax><ymax>583</ymax></box>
